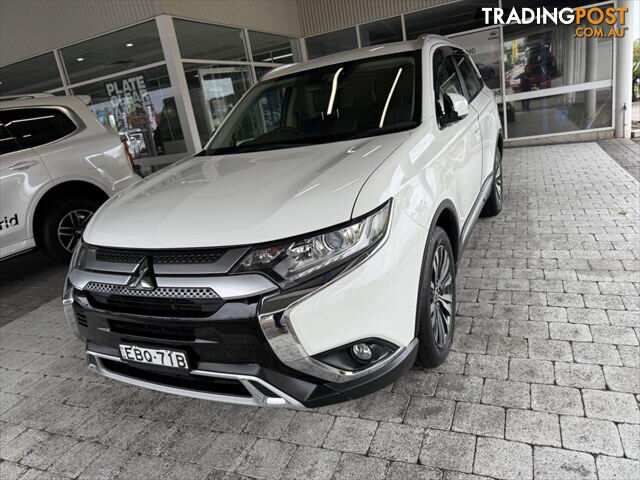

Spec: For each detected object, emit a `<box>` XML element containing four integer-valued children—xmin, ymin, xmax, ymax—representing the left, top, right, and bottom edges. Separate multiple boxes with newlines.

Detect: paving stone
<box><xmin>404</xmin><ymin>396</ymin><xmax>456</xmax><ymax>430</ymax></box>
<box><xmin>392</xmin><ymin>369</ymin><xmax>439</xmax><ymax>395</ymax></box>
<box><xmin>197</xmin><ymin>432</ymin><xmax>256</xmax><ymax>471</ymax></box>
<box><xmin>554</xmin><ymin>362</ymin><xmax>606</xmax><ymax>389</ymax></box>
<box><xmin>369</xmin><ymin>422</ymin><xmax>424</xmax><ymax>462</ymax></box>
<box><xmin>281</xmin><ymin>446</ymin><xmax>340</xmax><ymax>480</ymax></box>
<box><xmin>509</xmin><ymin>321</ymin><xmax>549</xmax><ymax>339</ymax></box>
<box><xmin>173</xmin><ymin>397</ymin><xmax>223</xmax><ymax>427</ymax></box>
<box><xmin>123</xmin><ymin>420</ymin><xmax>177</xmax><ymax>456</ymax></box>
<box><xmin>567</xmin><ymin>307</ymin><xmax>609</xmax><ymax>325</ymax></box>
<box><xmin>591</xmin><ymin>325</ymin><xmax>639</xmax><ymax>345</ymax></box>
<box><xmin>618</xmin><ymin>423</ymin><xmax>640</xmax><ymax>460</ymax></box>
<box><xmin>19</xmin><ymin>432</ymin><xmax>77</xmax><ymax>470</ymax></box>
<box><xmin>235</xmin><ymin>438</ymin><xmax>296</xmax><ymax>480</ymax></box>
<box><xmin>0</xmin><ymin>462</ymin><xmax>28</xmax><ymax>480</ymax></box>
<box><xmin>359</xmin><ymin>391</ymin><xmax>410</xmax><ymax>423</ymax></box>
<box><xmin>333</xmin><ymin>452</ymin><xmax>388</xmax><ymax>480</ymax></box>
<box><xmin>433</xmin><ymin>351</ymin><xmax>467</xmax><ymax>374</ymax></box>
<box><xmin>115</xmin><ymin>452</ymin><xmax>173</xmax><ymax>480</ymax></box>
<box><xmin>618</xmin><ymin>345</ymin><xmax>640</xmax><ymax>368</ymax></box>
<box><xmin>48</xmin><ymin>441</ymin><xmax>107</xmax><ymax>478</ymax></box>
<box><xmin>509</xmin><ymin>358</ymin><xmax>555</xmax><ymax>384</ymax></box>
<box><xmin>465</xmin><ymin>354</ymin><xmax>509</xmax><ymax>379</ymax></box>
<box><xmin>160</xmin><ymin>425</ymin><xmax>215</xmax><ymax>463</ymax></box>
<box><xmin>19</xmin><ymin>468</ymin><xmax>65</xmax><ymax>480</ymax></box>
<box><xmin>486</xmin><ymin>335</ymin><xmax>528</xmax><ymax>358</ymax></box>
<box><xmin>420</xmin><ymin>429</ymin><xmax>476</xmax><ymax>473</ymax></box>
<box><xmin>77</xmin><ymin>446</ymin><xmax>136</xmax><ymax>480</ymax></box>
<box><xmin>243</xmin><ymin>406</ymin><xmax>295</xmax><ymax>439</ymax></box>
<box><xmin>436</xmin><ymin>374</ymin><xmax>483</xmax><ymax>402</ymax></box>
<box><xmin>549</xmin><ymin>323</ymin><xmax>592</xmax><ymax>342</ymax></box>
<box><xmin>444</xmin><ymin>472</ymin><xmax>491</xmax><ymax>480</ymax></box>
<box><xmin>573</xmin><ymin>342</ymin><xmax>623</xmax><ymax>366</ymax></box>
<box><xmin>98</xmin><ymin>415</ymin><xmax>153</xmax><ymax>449</ymax></box>
<box><xmin>452</xmin><ymin>402</ymin><xmax>505</xmax><ymax>438</ymax></box>
<box><xmin>596</xmin><ymin>455</ymin><xmax>640</xmax><ymax>480</ymax></box>
<box><xmin>473</xmin><ymin>437</ymin><xmax>532</xmax><ymax>480</ymax></box>
<box><xmin>210</xmin><ymin>403</ymin><xmax>258</xmax><ymax>432</ymax></box>
<box><xmin>607</xmin><ymin>310</ymin><xmax>640</xmax><ymax>327</ymax></box>
<box><xmin>452</xmin><ymin>334</ymin><xmax>488</xmax><ymax>354</ymax></box>
<box><xmin>603</xmin><ymin>366</ymin><xmax>640</xmax><ymax>393</ymax></box>
<box><xmin>323</xmin><ymin>416</ymin><xmax>377</xmax><ymax>454</ymax></box>
<box><xmin>386</xmin><ymin>461</ymin><xmax>443</xmax><ymax>480</ymax></box>
<box><xmin>279</xmin><ymin>411</ymin><xmax>334</xmax><ymax>447</ymax></box>
<box><xmin>560</xmin><ymin>416</ymin><xmax>623</xmax><ymax>456</ymax></box>
<box><xmin>506</xmin><ymin>409</ymin><xmax>561</xmax><ymax>447</ymax></box>
<box><xmin>582</xmin><ymin>389</ymin><xmax>640</xmax><ymax>423</ymax></box>
<box><xmin>528</xmin><ymin>339</ymin><xmax>573</xmax><ymax>361</ymax></box>
<box><xmin>481</xmin><ymin>379</ymin><xmax>530</xmax><ymax>409</ymax></box>
<box><xmin>531</xmin><ymin>384</ymin><xmax>584</xmax><ymax>416</ymax></box>
<box><xmin>163</xmin><ymin>461</ymin><xmax>212</xmax><ymax>480</ymax></box>
<box><xmin>533</xmin><ymin>446</ymin><xmax>596</xmax><ymax>480</ymax></box>
<box><xmin>529</xmin><ymin>306</ymin><xmax>567</xmax><ymax>323</ymax></box>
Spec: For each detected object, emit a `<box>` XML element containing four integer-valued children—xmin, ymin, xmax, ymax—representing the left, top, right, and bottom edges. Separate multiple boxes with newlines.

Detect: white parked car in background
<box><xmin>0</xmin><ymin>94</ymin><xmax>140</xmax><ymax>262</ymax></box>
<box><xmin>64</xmin><ymin>35</ymin><xmax>503</xmax><ymax>408</ymax></box>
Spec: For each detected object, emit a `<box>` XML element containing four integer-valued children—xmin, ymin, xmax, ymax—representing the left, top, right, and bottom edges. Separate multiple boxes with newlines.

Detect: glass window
<box><xmin>451</xmin><ymin>28</ymin><xmax>502</xmax><ymax>96</ymax></box>
<box><xmin>405</xmin><ymin>1</ymin><xmax>498</xmax><ymax>38</ymax></box>
<box><xmin>255</xmin><ymin>66</ymin><xmax>274</xmax><ymax>81</ymax></box>
<box><xmin>0</xmin><ymin>124</ymin><xmax>24</xmax><ymax>155</ymax></box>
<box><xmin>359</xmin><ymin>17</ymin><xmax>403</xmax><ymax>47</ymax></box>
<box><xmin>0</xmin><ymin>53</ymin><xmax>63</xmax><ymax>95</ymax></box>
<box><xmin>455</xmin><ymin>55</ymin><xmax>481</xmax><ymax>100</ymax></box>
<box><xmin>207</xmin><ymin>52</ymin><xmax>420</xmax><ymax>155</ymax></box>
<box><xmin>61</xmin><ymin>21</ymin><xmax>164</xmax><ymax>84</ymax></box>
<box><xmin>174</xmin><ymin>19</ymin><xmax>247</xmax><ymax>62</ymax></box>
<box><xmin>506</xmin><ymin>87</ymin><xmax>612</xmax><ymax>138</ymax></box>
<box><xmin>248</xmin><ymin>31</ymin><xmax>300</xmax><ymax>63</ymax></box>
<box><xmin>1</xmin><ymin>108</ymin><xmax>76</xmax><ymax>148</ymax></box>
<box><xmin>183</xmin><ymin>63</ymin><xmax>253</xmax><ymax>146</ymax></box>
<box><xmin>434</xmin><ymin>54</ymin><xmax>464</xmax><ymax>120</ymax></box>
<box><xmin>305</xmin><ymin>28</ymin><xmax>358</xmax><ymax>60</ymax></box>
<box><xmin>72</xmin><ymin>65</ymin><xmax>185</xmax><ymax>162</ymax></box>
<box><xmin>503</xmin><ymin>21</ymin><xmax>613</xmax><ymax>96</ymax></box>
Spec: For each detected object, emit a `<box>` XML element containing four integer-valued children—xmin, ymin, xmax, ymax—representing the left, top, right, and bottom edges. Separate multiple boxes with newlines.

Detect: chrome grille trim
<box><xmin>85</xmin><ymin>282</ymin><xmax>219</xmax><ymax>299</ymax></box>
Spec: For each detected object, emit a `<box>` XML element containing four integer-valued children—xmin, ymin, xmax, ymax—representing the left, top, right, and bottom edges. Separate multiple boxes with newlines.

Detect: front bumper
<box><xmin>64</xmin><ymin>209</ymin><xmax>426</xmax><ymax>407</ymax></box>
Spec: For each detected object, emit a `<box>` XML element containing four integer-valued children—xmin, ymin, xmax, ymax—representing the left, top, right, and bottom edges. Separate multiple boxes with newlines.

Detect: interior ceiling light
<box><xmin>125</xmin><ymin>42</ymin><xmax>134</xmax><ymax>47</ymax></box>
<box><xmin>77</xmin><ymin>57</ymin><xmax>84</xmax><ymax>62</ymax></box>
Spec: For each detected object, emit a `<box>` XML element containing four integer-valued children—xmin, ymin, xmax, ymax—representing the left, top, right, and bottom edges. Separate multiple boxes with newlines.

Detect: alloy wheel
<box><xmin>495</xmin><ymin>158</ymin><xmax>503</xmax><ymax>205</ymax></box>
<box><xmin>57</xmin><ymin>209</ymin><xmax>93</xmax><ymax>253</ymax></box>
<box><xmin>430</xmin><ymin>244</ymin><xmax>453</xmax><ymax>349</ymax></box>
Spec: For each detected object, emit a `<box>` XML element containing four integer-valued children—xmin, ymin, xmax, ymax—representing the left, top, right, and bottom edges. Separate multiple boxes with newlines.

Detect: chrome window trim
<box><xmin>86</xmin><ymin>350</ymin><xmax>304</xmax><ymax>408</ymax></box>
<box><xmin>257</xmin><ymin>202</ymin><xmax>401</xmax><ymax>383</ymax></box>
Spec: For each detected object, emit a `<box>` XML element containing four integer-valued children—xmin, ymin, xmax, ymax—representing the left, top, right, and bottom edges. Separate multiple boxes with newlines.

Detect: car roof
<box><xmin>0</xmin><ymin>94</ymin><xmax>90</xmax><ymax>110</ymax></box>
<box><xmin>262</xmin><ymin>34</ymin><xmax>455</xmax><ymax>81</ymax></box>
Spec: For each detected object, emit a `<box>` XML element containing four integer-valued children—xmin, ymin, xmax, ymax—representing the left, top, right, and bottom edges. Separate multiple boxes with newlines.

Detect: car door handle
<box><xmin>9</xmin><ymin>160</ymin><xmax>39</xmax><ymax>171</ymax></box>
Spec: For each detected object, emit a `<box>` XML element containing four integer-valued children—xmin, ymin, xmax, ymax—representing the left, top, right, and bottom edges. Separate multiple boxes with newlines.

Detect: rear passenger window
<box><xmin>455</xmin><ymin>55</ymin><xmax>481</xmax><ymax>100</ymax></box>
<box><xmin>0</xmin><ymin>124</ymin><xmax>23</xmax><ymax>155</ymax></box>
<box><xmin>2</xmin><ymin>108</ymin><xmax>76</xmax><ymax>148</ymax></box>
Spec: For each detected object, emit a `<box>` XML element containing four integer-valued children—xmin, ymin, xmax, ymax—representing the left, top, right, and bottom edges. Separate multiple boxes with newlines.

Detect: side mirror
<box><xmin>448</xmin><ymin>93</ymin><xmax>469</xmax><ymax>118</ymax></box>
<box><xmin>440</xmin><ymin>93</ymin><xmax>469</xmax><ymax>126</ymax></box>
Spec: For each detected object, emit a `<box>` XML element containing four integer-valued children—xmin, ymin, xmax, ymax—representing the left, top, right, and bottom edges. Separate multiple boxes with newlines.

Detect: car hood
<box><xmin>83</xmin><ymin>132</ymin><xmax>410</xmax><ymax>248</ymax></box>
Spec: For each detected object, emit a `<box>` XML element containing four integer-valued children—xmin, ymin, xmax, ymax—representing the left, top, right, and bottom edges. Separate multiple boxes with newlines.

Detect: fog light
<box><xmin>351</xmin><ymin>343</ymin><xmax>373</xmax><ymax>363</ymax></box>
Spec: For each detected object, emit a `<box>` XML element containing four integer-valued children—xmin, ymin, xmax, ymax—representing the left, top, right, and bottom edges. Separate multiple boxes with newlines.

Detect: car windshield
<box><xmin>206</xmin><ymin>51</ymin><xmax>420</xmax><ymax>155</ymax></box>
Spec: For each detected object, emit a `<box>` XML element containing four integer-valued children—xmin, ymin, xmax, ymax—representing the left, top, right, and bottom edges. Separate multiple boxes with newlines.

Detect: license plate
<box><xmin>119</xmin><ymin>344</ymin><xmax>189</xmax><ymax>370</ymax></box>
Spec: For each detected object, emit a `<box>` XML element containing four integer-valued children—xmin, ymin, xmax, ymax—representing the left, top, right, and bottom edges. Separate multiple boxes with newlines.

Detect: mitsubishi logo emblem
<box><xmin>126</xmin><ymin>257</ymin><xmax>156</xmax><ymax>290</ymax></box>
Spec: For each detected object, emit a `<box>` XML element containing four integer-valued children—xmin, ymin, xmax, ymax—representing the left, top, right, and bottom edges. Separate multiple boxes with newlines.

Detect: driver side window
<box><xmin>433</xmin><ymin>49</ymin><xmax>464</xmax><ymax>126</ymax></box>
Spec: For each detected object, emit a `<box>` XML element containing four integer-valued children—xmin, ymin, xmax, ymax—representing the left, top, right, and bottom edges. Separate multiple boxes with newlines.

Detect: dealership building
<box><xmin>0</xmin><ymin>0</ymin><xmax>635</xmax><ymax>172</ymax></box>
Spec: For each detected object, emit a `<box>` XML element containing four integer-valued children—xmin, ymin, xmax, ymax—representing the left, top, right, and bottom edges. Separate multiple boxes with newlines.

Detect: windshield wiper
<box><xmin>345</xmin><ymin>122</ymin><xmax>418</xmax><ymax>141</ymax></box>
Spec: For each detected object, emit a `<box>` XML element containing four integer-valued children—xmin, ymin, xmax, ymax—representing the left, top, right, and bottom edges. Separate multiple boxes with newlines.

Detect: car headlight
<box><xmin>70</xmin><ymin>241</ymin><xmax>87</xmax><ymax>270</ymax></box>
<box><xmin>234</xmin><ymin>200</ymin><xmax>391</xmax><ymax>286</ymax></box>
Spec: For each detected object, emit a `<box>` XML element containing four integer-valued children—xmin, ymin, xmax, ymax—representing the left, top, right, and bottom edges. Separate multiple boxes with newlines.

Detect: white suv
<box><xmin>0</xmin><ymin>94</ymin><xmax>140</xmax><ymax>262</ymax></box>
<box><xmin>64</xmin><ymin>36</ymin><xmax>503</xmax><ymax>408</ymax></box>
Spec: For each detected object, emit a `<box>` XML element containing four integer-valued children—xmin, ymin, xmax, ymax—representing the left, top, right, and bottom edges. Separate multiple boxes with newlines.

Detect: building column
<box><xmin>155</xmin><ymin>14</ymin><xmax>202</xmax><ymax>154</ymax></box>
<box><xmin>615</xmin><ymin>0</ymin><xmax>635</xmax><ymax>138</ymax></box>
<box><xmin>585</xmin><ymin>32</ymin><xmax>598</xmax><ymax>123</ymax></box>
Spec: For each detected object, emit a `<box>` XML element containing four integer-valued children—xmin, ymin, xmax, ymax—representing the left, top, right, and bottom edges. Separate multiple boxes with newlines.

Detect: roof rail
<box><xmin>0</xmin><ymin>93</ymin><xmax>55</xmax><ymax>101</ymax></box>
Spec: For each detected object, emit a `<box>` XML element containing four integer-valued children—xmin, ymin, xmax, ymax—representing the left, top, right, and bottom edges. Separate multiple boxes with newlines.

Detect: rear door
<box><xmin>0</xmin><ymin>112</ymin><xmax>52</xmax><ymax>258</ymax></box>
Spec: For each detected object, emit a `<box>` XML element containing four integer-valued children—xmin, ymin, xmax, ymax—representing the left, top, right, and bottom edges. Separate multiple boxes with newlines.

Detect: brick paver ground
<box><xmin>0</xmin><ymin>142</ymin><xmax>639</xmax><ymax>479</ymax></box>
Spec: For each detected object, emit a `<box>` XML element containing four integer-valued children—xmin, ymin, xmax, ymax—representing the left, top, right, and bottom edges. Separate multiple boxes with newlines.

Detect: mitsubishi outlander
<box><xmin>64</xmin><ymin>36</ymin><xmax>503</xmax><ymax>408</ymax></box>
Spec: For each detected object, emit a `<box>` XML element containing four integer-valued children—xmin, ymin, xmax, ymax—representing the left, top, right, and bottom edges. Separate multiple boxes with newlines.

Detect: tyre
<box><xmin>41</xmin><ymin>198</ymin><xmax>99</xmax><ymax>263</ymax></box>
<box><xmin>415</xmin><ymin>226</ymin><xmax>456</xmax><ymax>368</ymax></box>
<box><xmin>481</xmin><ymin>145</ymin><xmax>503</xmax><ymax>217</ymax></box>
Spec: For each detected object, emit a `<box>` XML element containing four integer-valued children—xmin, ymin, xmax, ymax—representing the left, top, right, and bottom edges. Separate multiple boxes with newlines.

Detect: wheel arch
<box><xmin>32</xmin><ymin>181</ymin><xmax>108</xmax><ymax>246</ymax></box>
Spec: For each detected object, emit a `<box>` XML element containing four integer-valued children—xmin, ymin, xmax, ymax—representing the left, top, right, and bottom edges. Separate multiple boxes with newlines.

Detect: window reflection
<box><xmin>306</xmin><ymin>28</ymin><xmax>358</xmax><ymax>60</ymax></box>
<box><xmin>0</xmin><ymin>53</ymin><xmax>62</xmax><ymax>95</ymax></box>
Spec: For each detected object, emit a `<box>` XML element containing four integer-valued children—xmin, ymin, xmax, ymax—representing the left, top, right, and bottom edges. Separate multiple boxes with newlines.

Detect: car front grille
<box><xmin>85</xmin><ymin>282</ymin><xmax>219</xmax><ymax>299</ymax></box>
<box><xmin>95</xmin><ymin>248</ymin><xmax>226</xmax><ymax>264</ymax></box>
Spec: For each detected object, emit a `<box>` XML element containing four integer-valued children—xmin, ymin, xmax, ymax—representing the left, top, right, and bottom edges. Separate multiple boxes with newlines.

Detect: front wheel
<box><xmin>41</xmin><ymin>198</ymin><xmax>99</xmax><ymax>263</ymax></box>
<box><xmin>415</xmin><ymin>226</ymin><xmax>456</xmax><ymax>368</ymax></box>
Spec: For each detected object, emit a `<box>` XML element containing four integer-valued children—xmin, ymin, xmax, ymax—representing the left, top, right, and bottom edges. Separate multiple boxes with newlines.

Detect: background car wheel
<box><xmin>481</xmin><ymin>146</ymin><xmax>503</xmax><ymax>217</ymax></box>
<box><xmin>415</xmin><ymin>226</ymin><xmax>456</xmax><ymax>368</ymax></box>
<box><xmin>41</xmin><ymin>198</ymin><xmax>99</xmax><ymax>263</ymax></box>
